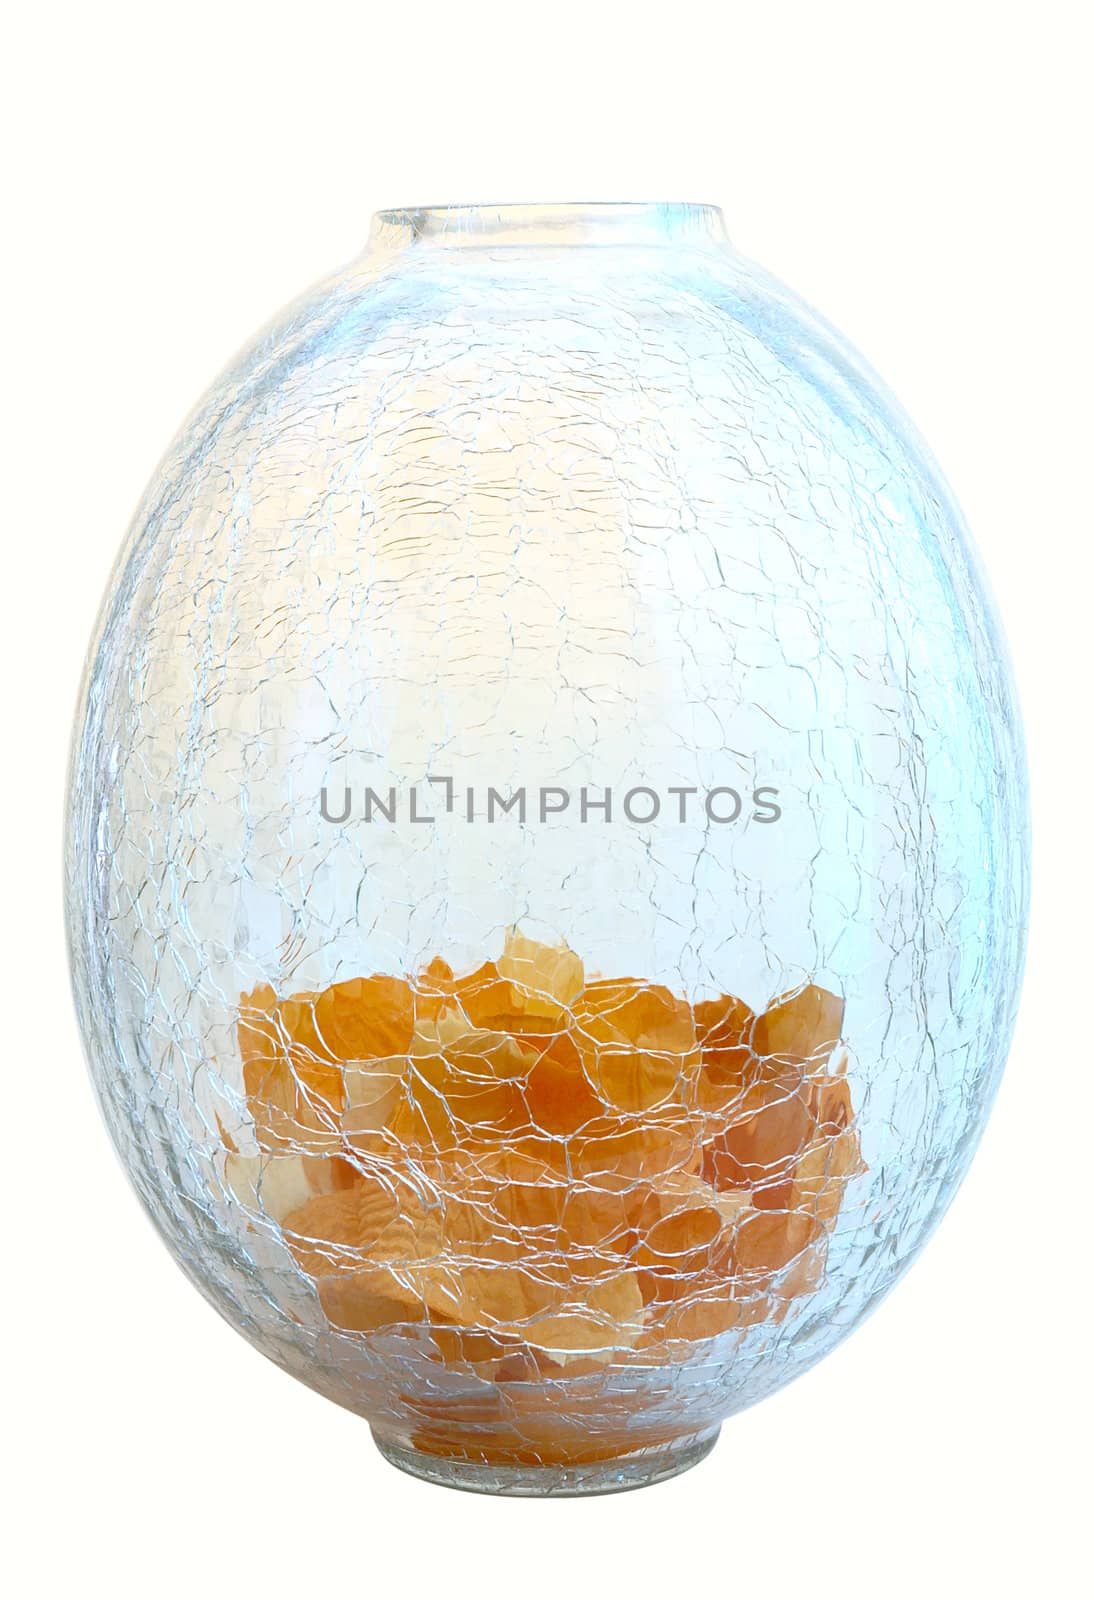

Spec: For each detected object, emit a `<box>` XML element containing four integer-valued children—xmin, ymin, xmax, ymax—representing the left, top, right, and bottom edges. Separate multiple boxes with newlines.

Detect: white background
<box><xmin>4</xmin><ymin>3</ymin><xmax>1090</xmax><ymax>1595</ymax></box>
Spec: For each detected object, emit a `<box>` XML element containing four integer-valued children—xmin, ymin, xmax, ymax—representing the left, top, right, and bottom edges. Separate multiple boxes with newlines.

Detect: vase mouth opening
<box><xmin>367</xmin><ymin>201</ymin><xmax>729</xmax><ymax>254</ymax></box>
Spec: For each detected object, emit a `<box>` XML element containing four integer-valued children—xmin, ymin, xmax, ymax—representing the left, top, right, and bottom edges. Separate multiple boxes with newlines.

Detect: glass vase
<box><xmin>66</xmin><ymin>202</ymin><xmax>1028</xmax><ymax>1495</ymax></box>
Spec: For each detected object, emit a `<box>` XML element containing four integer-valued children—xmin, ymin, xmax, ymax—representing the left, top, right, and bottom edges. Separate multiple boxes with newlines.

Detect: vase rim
<box><xmin>367</xmin><ymin>201</ymin><xmax>729</xmax><ymax>253</ymax></box>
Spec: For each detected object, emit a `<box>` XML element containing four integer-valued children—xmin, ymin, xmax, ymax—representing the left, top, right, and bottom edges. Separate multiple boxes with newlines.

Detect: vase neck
<box><xmin>366</xmin><ymin>202</ymin><xmax>729</xmax><ymax>256</ymax></box>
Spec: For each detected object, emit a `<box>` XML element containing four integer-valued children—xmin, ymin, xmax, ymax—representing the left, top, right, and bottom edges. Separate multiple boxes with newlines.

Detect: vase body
<box><xmin>66</xmin><ymin>203</ymin><xmax>1027</xmax><ymax>1494</ymax></box>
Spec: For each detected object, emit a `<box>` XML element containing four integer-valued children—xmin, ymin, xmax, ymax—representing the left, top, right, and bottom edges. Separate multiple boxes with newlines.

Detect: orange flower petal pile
<box><xmin>227</xmin><ymin>930</ymin><xmax>864</xmax><ymax>1381</ymax></box>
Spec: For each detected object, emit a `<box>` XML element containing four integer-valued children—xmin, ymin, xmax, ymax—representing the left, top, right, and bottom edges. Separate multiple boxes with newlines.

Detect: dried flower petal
<box><xmin>573</xmin><ymin>979</ymin><xmax>699</xmax><ymax>1112</ymax></box>
<box><xmin>753</xmin><ymin>984</ymin><xmax>844</xmax><ymax>1064</ymax></box>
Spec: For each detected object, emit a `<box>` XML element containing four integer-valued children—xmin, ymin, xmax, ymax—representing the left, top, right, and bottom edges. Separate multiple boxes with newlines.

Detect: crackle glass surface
<box><xmin>66</xmin><ymin>202</ymin><xmax>1028</xmax><ymax>1494</ymax></box>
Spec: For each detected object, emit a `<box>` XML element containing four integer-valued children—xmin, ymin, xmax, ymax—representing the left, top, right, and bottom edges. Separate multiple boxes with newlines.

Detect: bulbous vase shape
<box><xmin>66</xmin><ymin>203</ymin><xmax>1028</xmax><ymax>1494</ymax></box>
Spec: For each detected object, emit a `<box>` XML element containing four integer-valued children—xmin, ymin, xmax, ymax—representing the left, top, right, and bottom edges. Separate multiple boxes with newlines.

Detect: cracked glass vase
<box><xmin>66</xmin><ymin>202</ymin><xmax>1028</xmax><ymax>1496</ymax></box>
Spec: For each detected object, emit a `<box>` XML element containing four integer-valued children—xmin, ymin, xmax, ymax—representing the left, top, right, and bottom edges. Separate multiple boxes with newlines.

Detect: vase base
<box><xmin>371</xmin><ymin>1425</ymin><xmax>720</xmax><ymax>1497</ymax></box>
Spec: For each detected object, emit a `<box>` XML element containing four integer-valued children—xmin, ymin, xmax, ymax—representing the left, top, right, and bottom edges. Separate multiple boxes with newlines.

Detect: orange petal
<box><xmin>753</xmin><ymin>984</ymin><xmax>843</xmax><ymax>1063</ymax></box>
<box><xmin>693</xmin><ymin>993</ymin><xmax>755</xmax><ymax>1111</ymax></box>
<box><xmin>573</xmin><ymin>979</ymin><xmax>699</xmax><ymax>1112</ymax></box>
<box><xmin>734</xmin><ymin>1208</ymin><xmax>823</xmax><ymax>1276</ymax></box>
<box><xmin>238</xmin><ymin>986</ymin><xmax>344</xmax><ymax>1154</ymax></box>
<box><xmin>314</xmin><ymin>975</ymin><xmax>415</xmax><ymax>1061</ymax></box>
<box><xmin>701</xmin><ymin>1066</ymin><xmax>814</xmax><ymax>1191</ymax></box>
<box><xmin>525</xmin><ymin>1033</ymin><xmax>604</xmax><ymax>1135</ymax></box>
<box><xmin>496</xmin><ymin>928</ymin><xmax>585</xmax><ymax>1014</ymax></box>
<box><xmin>283</xmin><ymin>1176</ymin><xmax>442</xmax><ymax>1277</ymax></box>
